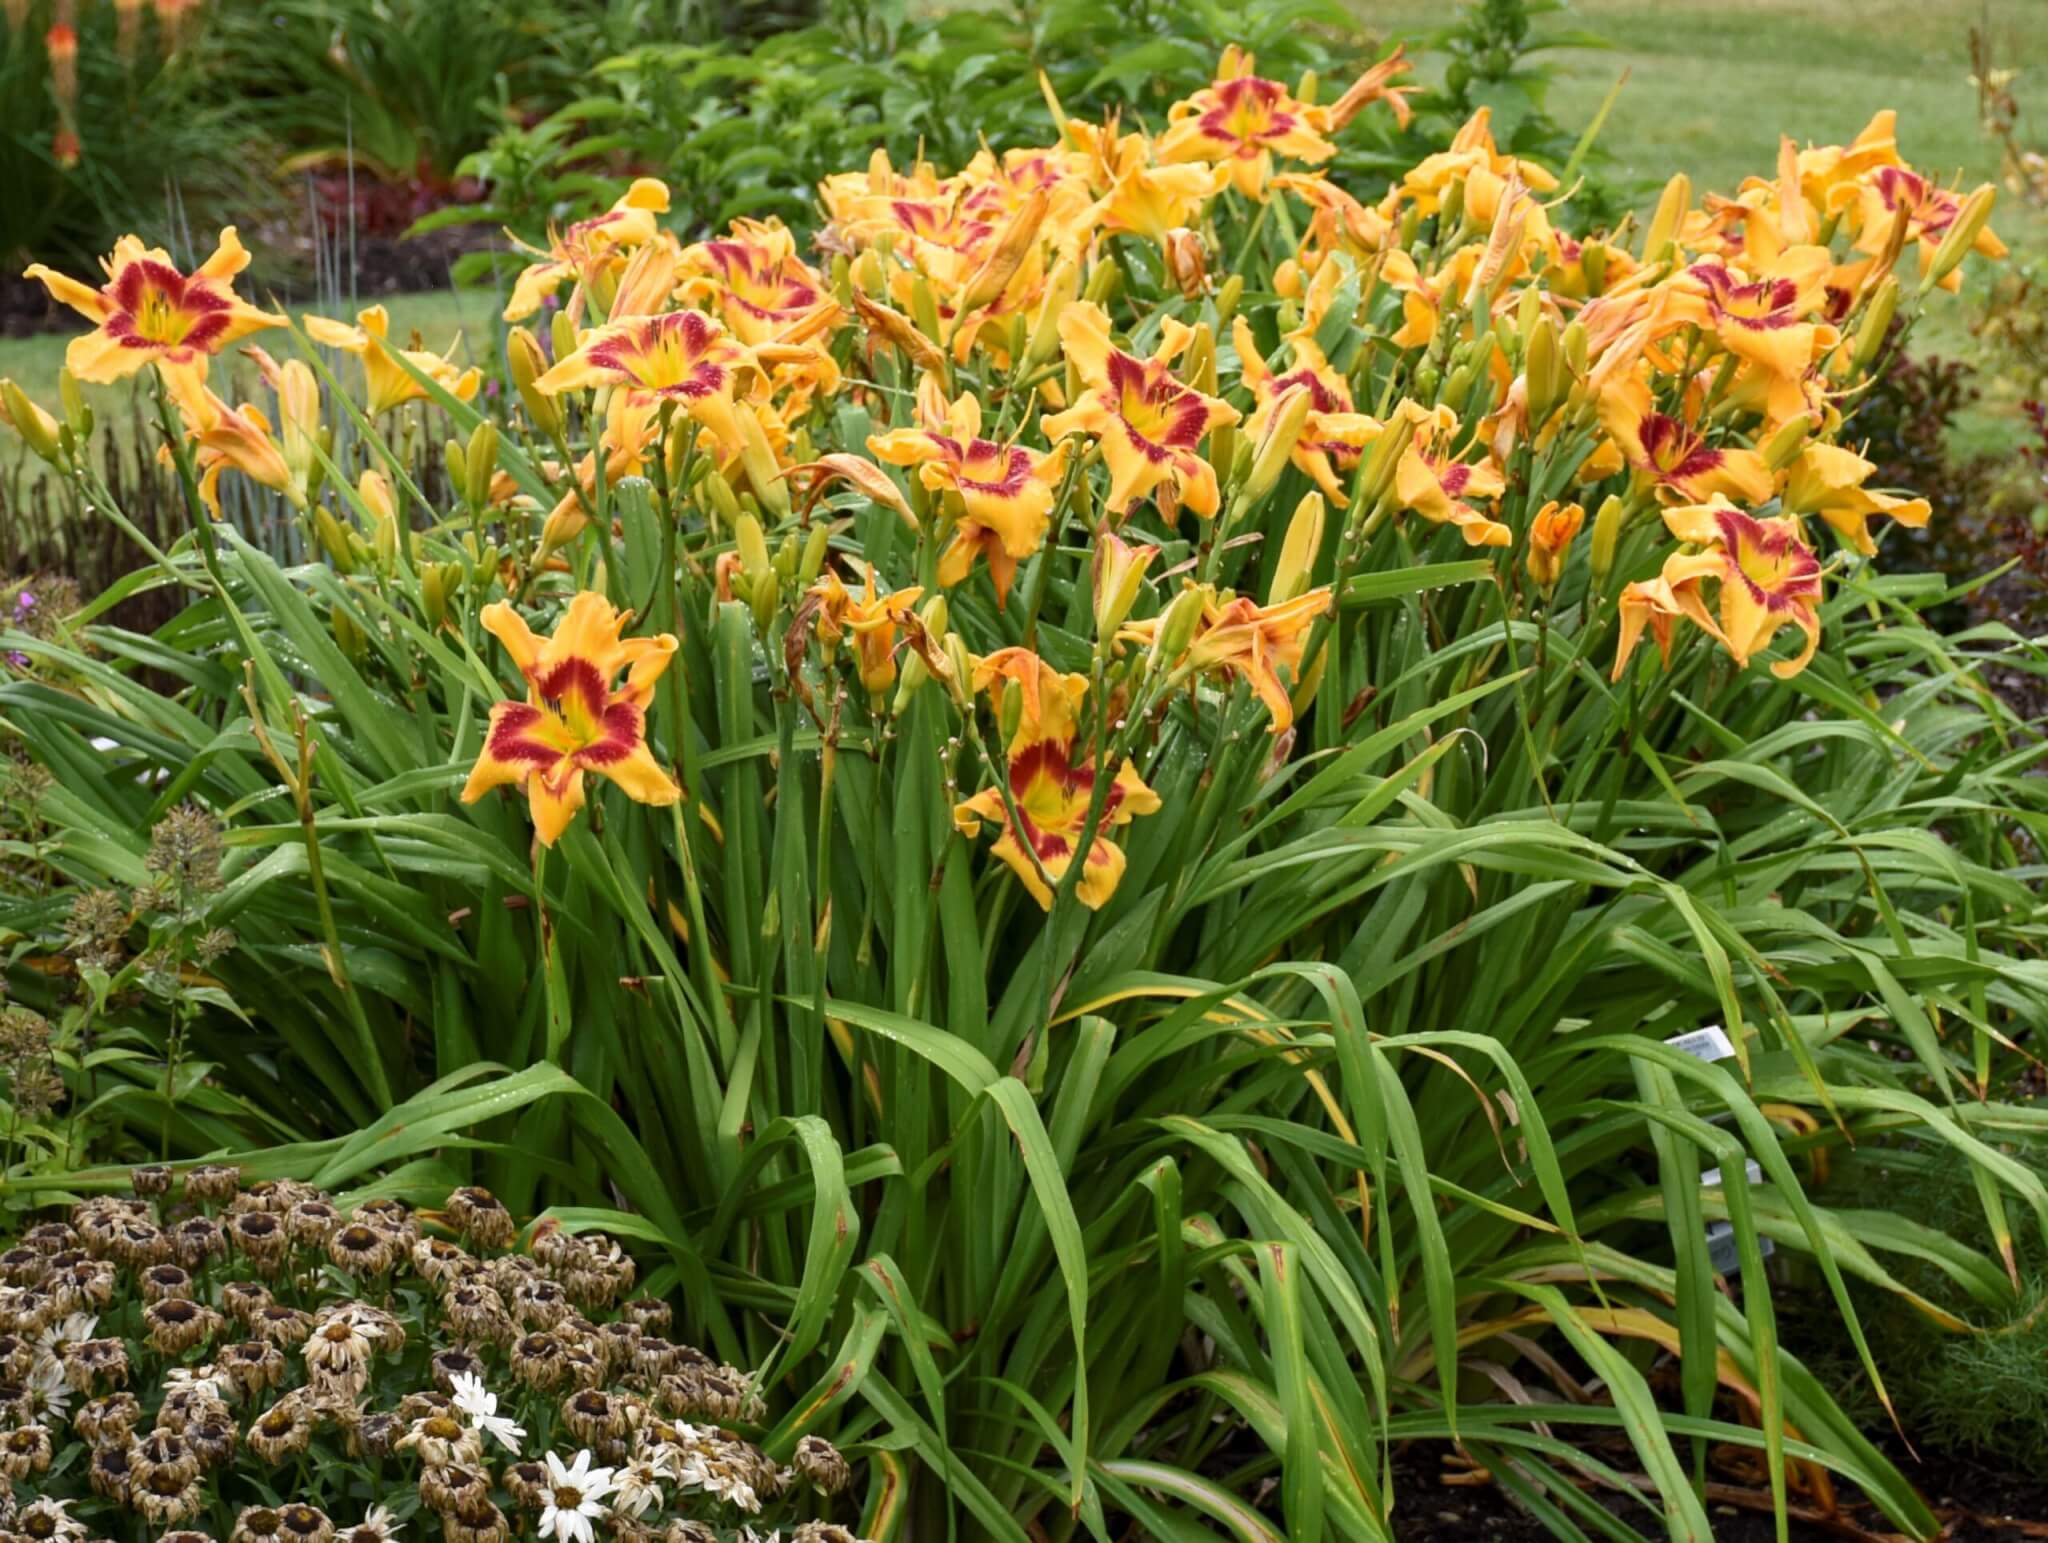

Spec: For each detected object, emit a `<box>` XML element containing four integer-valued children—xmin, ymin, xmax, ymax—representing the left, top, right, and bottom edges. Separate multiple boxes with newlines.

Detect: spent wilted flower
<box><xmin>794</xmin><ymin>1435</ymin><xmax>852</xmax><ymax>1495</ymax></box>
<box><xmin>233</xmin><ymin>1505</ymin><xmax>288</xmax><ymax>1543</ymax></box>
<box><xmin>219</xmin><ymin>1339</ymin><xmax>286</xmax><ymax>1398</ymax></box>
<box><xmin>139</xmin><ymin>1263</ymin><xmax>193</xmax><ymax>1303</ymax></box>
<box><xmin>277</xmin><ymin>1502</ymin><xmax>334</xmax><ymax>1543</ymax></box>
<box><xmin>183</xmin><ymin>1164</ymin><xmax>241</xmax><ymax>1205</ymax></box>
<box><xmin>228</xmin><ymin>1211</ymin><xmax>289</xmax><ymax>1275</ymax></box>
<box><xmin>144</xmin><ymin>1297</ymin><xmax>221</xmax><ymax>1356</ymax></box>
<box><xmin>245</xmin><ymin>1400</ymin><xmax>311</xmax><ymax>1465</ymax></box>
<box><xmin>443</xmin><ymin>1499</ymin><xmax>509</xmax><ymax>1543</ymax></box>
<box><xmin>420</xmin><ymin>1463</ymin><xmax>491</xmax><ymax>1516</ymax></box>
<box><xmin>87</xmin><ymin>1439</ymin><xmax>132</xmax><ymax>1499</ymax></box>
<box><xmin>444</xmin><ymin>1187</ymin><xmax>517</xmax><ymax>1251</ymax></box>
<box><xmin>0</xmin><ymin>1423</ymin><xmax>51</xmax><ymax>1479</ymax></box>
<box><xmin>170</xmin><ymin>1217</ymin><xmax>227</xmax><ymax>1271</ymax></box>
<box><xmin>336</xmin><ymin>1504</ymin><xmax>404</xmax><ymax>1543</ymax></box>
<box><xmin>72</xmin><ymin>1390</ymin><xmax>138</xmax><ymax>1444</ymax></box>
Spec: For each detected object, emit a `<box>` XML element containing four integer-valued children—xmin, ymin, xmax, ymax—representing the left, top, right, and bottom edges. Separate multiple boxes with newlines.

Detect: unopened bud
<box><xmin>1924</xmin><ymin>184</ymin><xmax>1998</xmax><ymax>290</ymax></box>
<box><xmin>1242</xmin><ymin>385</ymin><xmax>1314</xmax><ymax>504</ymax></box>
<box><xmin>1084</xmin><ymin>258</ymin><xmax>1122</xmax><ymax>308</ymax></box>
<box><xmin>550</xmin><ymin>311</ymin><xmax>578</xmax><ymax>370</ymax></box>
<box><xmin>750</xmin><ymin>568</ymin><xmax>781</xmax><ymax>632</ymax></box>
<box><xmin>735</xmin><ymin>403</ymin><xmax>790</xmax><ymax>517</ymax></box>
<box><xmin>1643</xmin><ymin>173</ymin><xmax>1691</xmax><ymax>263</ymax></box>
<box><xmin>508</xmin><ymin>327</ymin><xmax>562</xmax><ymax>439</ymax></box>
<box><xmin>463</xmin><ymin>423</ymin><xmax>498</xmax><ymax>508</ymax></box>
<box><xmin>0</xmin><ymin>380</ymin><xmax>61</xmax><ymax>462</ymax></box>
<box><xmin>1852</xmin><ymin>275</ymin><xmax>1900</xmax><ymax>373</ymax></box>
<box><xmin>734</xmin><ymin>512</ymin><xmax>771</xmax><ymax>580</ymax></box>
<box><xmin>331</xmin><ymin>604</ymin><xmax>367</xmax><ymax>659</ymax></box>
<box><xmin>798</xmin><ymin>521</ymin><xmax>831</xmax><ymax>587</ymax></box>
<box><xmin>1270</xmin><ymin>491</ymin><xmax>1325</xmax><ymax>604</ymax></box>
<box><xmin>998</xmin><ymin>677</ymin><xmax>1024</xmax><ymax>744</ymax></box>
<box><xmin>1151</xmin><ymin>584</ymin><xmax>1206</xmax><ymax>670</ymax></box>
<box><xmin>1589</xmin><ymin>493</ymin><xmax>1624</xmax><ymax>584</ymax></box>
<box><xmin>1023</xmin><ymin>255</ymin><xmax>1080</xmax><ymax>369</ymax></box>
<box><xmin>313</xmin><ymin>508</ymin><xmax>357</xmax><ymax>574</ymax></box>
<box><xmin>57</xmin><ymin>368</ymin><xmax>90</xmax><ymax>439</ymax></box>
<box><xmin>1215</xmin><ymin>273</ymin><xmax>1245</xmax><ymax>329</ymax></box>
<box><xmin>1092</xmin><ymin>532</ymin><xmax>1158</xmax><ymax>638</ymax></box>
<box><xmin>1760</xmin><ymin>413</ymin><xmax>1811</xmax><ymax>471</ymax></box>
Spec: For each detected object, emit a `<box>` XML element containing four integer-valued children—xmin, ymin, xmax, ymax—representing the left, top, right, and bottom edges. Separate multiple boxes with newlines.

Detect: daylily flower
<box><xmin>1157</xmin><ymin>47</ymin><xmax>1338</xmax><ymax>198</ymax></box>
<box><xmin>870</xmin><ymin>376</ymin><xmax>1069</xmax><ymax>606</ymax></box>
<box><xmin>1123</xmin><ymin>584</ymin><xmax>1333</xmax><ymax>734</ymax></box>
<box><xmin>812</xmin><ymin>569</ymin><xmax>923</xmax><ymax>696</ymax></box>
<box><xmin>1618</xmin><ymin>498</ymin><xmax>1825</xmax><ymax>679</ymax></box>
<box><xmin>1041</xmin><ymin>301</ymin><xmax>1237</xmax><ymax>519</ymax></box>
<box><xmin>460</xmin><ymin>593</ymin><xmax>682</xmax><ymax>846</ymax></box>
<box><xmin>1677</xmin><ymin>249</ymin><xmax>1836</xmax><ymax>423</ymax></box>
<box><xmin>535</xmin><ymin>310</ymin><xmax>755</xmax><ymax>458</ymax></box>
<box><xmin>953</xmin><ymin>648</ymin><xmax>1160</xmax><ymax>910</ymax></box>
<box><xmin>1394</xmin><ymin>403</ymin><xmax>1511</xmax><ymax>546</ymax></box>
<box><xmin>1271</xmin><ymin>174</ymin><xmax>1393</xmax><ymax>295</ymax></box>
<box><xmin>1086</xmin><ymin>131</ymin><xmax>1229</xmax><ymax>246</ymax></box>
<box><xmin>1595</xmin><ymin>376</ymin><xmax>1774</xmax><ymax>504</ymax></box>
<box><xmin>502</xmin><ymin>178</ymin><xmax>671</xmax><ymax>323</ymax></box>
<box><xmin>164</xmin><ymin>374</ymin><xmax>304</xmax><ymax>515</ymax></box>
<box><xmin>1380</xmin><ymin>107</ymin><xmax>1558</xmax><ymax>226</ymax></box>
<box><xmin>1232</xmin><ymin>265</ymin><xmax>1385</xmax><ymax>499</ymax></box>
<box><xmin>678</xmin><ymin>218</ymin><xmax>843</xmax><ymax>348</ymax></box>
<box><xmin>23</xmin><ymin>228</ymin><xmax>283</xmax><ymax>388</ymax></box>
<box><xmin>538</xmin><ymin>392</ymin><xmax>663</xmax><ymax>553</ymax></box>
<box><xmin>1850</xmin><ymin>167</ymin><xmax>2006</xmax><ymax>290</ymax></box>
<box><xmin>1779</xmin><ymin>441</ymin><xmax>1929</xmax><ymax>555</ymax></box>
<box><xmin>243</xmin><ymin>345</ymin><xmax>322</xmax><ymax>496</ymax></box>
<box><xmin>1092</xmin><ymin>531</ymin><xmax>1158</xmax><ymax>637</ymax></box>
<box><xmin>306</xmin><ymin>305</ymin><xmax>481</xmax><ymax>416</ymax></box>
<box><xmin>1612</xmin><ymin>567</ymin><xmax>1724</xmax><ymax>681</ymax></box>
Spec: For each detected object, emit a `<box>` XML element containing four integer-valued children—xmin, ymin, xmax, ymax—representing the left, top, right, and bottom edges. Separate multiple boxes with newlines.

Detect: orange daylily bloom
<box><xmin>1626</xmin><ymin>498</ymin><xmax>1826</xmax><ymax>679</ymax></box>
<box><xmin>306</xmin><ymin>304</ymin><xmax>481</xmax><ymax>416</ymax></box>
<box><xmin>1677</xmin><ymin>249</ymin><xmax>1837</xmax><ymax>423</ymax></box>
<box><xmin>1124</xmin><ymin>585</ymin><xmax>1334</xmax><ymax>735</ymax></box>
<box><xmin>535</xmin><ymin>310</ymin><xmax>756</xmax><ymax>458</ymax></box>
<box><xmin>1779</xmin><ymin>442</ymin><xmax>1929</xmax><ymax>556</ymax></box>
<box><xmin>1232</xmin><ymin>264</ymin><xmax>1385</xmax><ymax>499</ymax></box>
<box><xmin>812</xmin><ymin>569</ymin><xmax>923</xmax><ymax>696</ymax></box>
<box><xmin>539</xmin><ymin>392</ymin><xmax>664</xmax><ymax>553</ymax></box>
<box><xmin>460</xmin><ymin>593</ymin><xmax>682</xmax><ymax>846</ymax></box>
<box><xmin>1850</xmin><ymin>167</ymin><xmax>2006</xmax><ymax>290</ymax></box>
<box><xmin>1158</xmin><ymin>48</ymin><xmax>1338</xmax><ymax>199</ymax></box>
<box><xmin>1596</xmin><ymin>376</ymin><xmax>1774</xmax><ymax>505</ymax></box>
<box><xmin>24</xmin><ymin>228</ymin><xmax>283</xmax><ymax>388</ymax></box>
<box><xmin>678</xmin><ymin>218</ymin><xmax>843</xmax><ymax>348</ymax></box>
<box><xmin>164</xmin><ymin>373</ymin><xmax>303</xmax><ymax>516</ymax></box>
<box><xmin>502</xmin><ymin>178</ymin><xmax>672</xmax><ymax>323</ymax></box>
<box><xmin>1394</xmin><ymin>404</ymin><xmax>1511</xmax><ymax>547</ymax></box>
<box><xmin>1041</xmin><ymin>301</ymin><xmax>1238</xmax><ymax>519</ymax></box>
<box><xmin>869</xmin><ymin>376</ymin><xmax>1069</xmax><ymax>607</ymax></box>
<box><xmin>953</xmin><ymin>648</ymin><xmax>1160</xmax><ymax>910</ymax></box>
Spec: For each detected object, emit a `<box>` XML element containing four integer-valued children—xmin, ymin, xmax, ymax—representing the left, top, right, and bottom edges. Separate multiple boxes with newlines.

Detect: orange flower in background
<box><xmin>164</xmin><ymin>373</ymin><xmax>303</xmax><ymax>516</ymax></box>
<box><xmin>537</xmin><ymin>392</ymin><xmax>663</xmax><ymax>553</ymax></box>
<box><xmin>1158</xmin><ymin>48</ymin><xmax>1338</xmax><ymax>198</ymax></box>
<box><xmin>953</xmin><ymin>648</ymin><xmax>1160</xmax><ymax>910</ymax></box>
<box><xmin>306</xmin><ymin>304</ymin><xmax>481</xmax><ymax>416</ymax></box>
<box><xmin>1042</xmin><ymin>301</ymin><xmax>1237</xmax><ymax>519</ymax></box>
<box><xmin>1850</xmin><ymin>167</ymin><xmax>2006</xmax><ymax>290</ymax></box>
<box><xmin>869</xmin><ymin>376</ymin><xmax>1069</xmax><ymax>606</ymax></box>
<box><xmin>461</xmin><ymin>593</ymin><xmax>682</xmax><ymax>846</ymax></box>
<box><xmin>1595</xmin><ymin>376</ymin><xmax>1774</xmax><ymax>505</ymax></box>
<box><xmin>502</xmin><ymin>178</ymin><xmax>672</xmax><ymax>323</ymax></box>
<box><xmin>535</xmin><ymin>310</ymin><xmax>756</xmax><ymax>457</ymax></box>
<box><xmin>1125</xmin><ymin>585</ymin><xmax>1333</xmax><ymax>734</ymax></box>
<box><xmin>24</xmin><ymin>229</ymin><xmax>284</xmax><ymax>388</ymax></box>
<box><xmin>812</xmin><ymin>569</ymin><xmax>923</xmax><ymax>696</ymax></box>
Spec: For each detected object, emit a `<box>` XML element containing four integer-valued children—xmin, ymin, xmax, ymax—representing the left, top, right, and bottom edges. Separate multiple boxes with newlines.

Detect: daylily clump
<box><xmin>5</xmin><ymin>51</ymin><xmax>1998</xmax><ymax>911</ymax></box>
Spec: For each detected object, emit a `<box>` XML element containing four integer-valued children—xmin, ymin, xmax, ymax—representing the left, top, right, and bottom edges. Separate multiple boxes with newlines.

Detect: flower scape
<box><xmin>0</xmin><ymin>1168</ymin><xmax>867</xmax><ymax>1543</ymax></box>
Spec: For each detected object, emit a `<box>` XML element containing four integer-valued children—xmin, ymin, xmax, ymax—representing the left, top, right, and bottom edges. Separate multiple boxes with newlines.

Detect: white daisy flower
<box><xmin>450</xmin><ymin>1370</ymin><xmax>526</xmax><ymax>1455</ymax></box>
<box><xmin>26</xmin><ymin>1355</ymin><xmax>71</xmax><ymax>1424</ymax></box>
<box><xmin>537</xmin><ymin>1449</ymin><xmax>616</xmax><ymax>1543</ymax></box>
<box><xmin>340</xmin><ymin>1502</ymin><xmax>405</xmax><ymax>1543</ymax></box>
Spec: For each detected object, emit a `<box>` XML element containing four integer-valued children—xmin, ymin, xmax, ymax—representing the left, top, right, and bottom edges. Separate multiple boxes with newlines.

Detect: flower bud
<box><xmin>1084</xmin><ymin>258</ymin><xmax>1122</xmax><ymax>308</ymax></box>
<box><xmin>1588</xmin><ymin>493</ymin><xmax>1624</xmax><ymax>585</ymax></box>
<box><xmin>1092</xmin><ymin>532</ymin><xmax>1159</xmax><ymax>639</ymax></box>
<box><xmin>1760</xmin><ymin>413</ymin><xmax>1811</xmax><ymax>471</ymax></box>
<box><xmin>1643</xmin><ymin>173</ymin><xmax>1691</xmax><ymax>263</ymax></box>
<box><xmin>0</xmin><ymin>379</ymin><xmax>61</xmax><ymax>462</ymax></box>
<box><xmin>464</xmin><ymin>423</ymin><xmax>499</xmax><ymax>509</ymax></box>
<box><xmin>508</xmin><ymin>328</ymin><xmax>561</xmax><ymax>439</ymax></box>
<box><xmin>1183</xmin><ymin>322</ymin><xmax>1217</xmax><ymax>397</ymax></box>
<box><xmin>998</xmin><ymin>677</ymin><xmax>1024</xmax><ymax>744</ymax></box>
<box><xmin>314</xmin><ymin>508</ymin><xmax>358</xmax><ymax>574</ymax></box>
<box><xmin>750</xmin><ymin>567</ymin><xmax>781</xmax><ymax>633</ymax></box>
<box><xmin>1561</xmin><ymin>318</ymin><xmax>1588</xmax><ymax>379</ymax></box>
<box><xmin>736</xmin><ymin>403</ymin><xmax>790</xmax><ymax>518</ymax></box>
<box><xmin>734</xmin><ymin>512</ymin><xmax>771</xmax><ymax>581</ymax></box>
<box><xmin>1924</xmin><ymin>184</ymin><xmax>1998</xmax><ymax>291</ymax></box>
<box><xmin>1525</xmin><ymin>499</ymin><xmax>1584</xmax><ymax>594</ymax></box>
<box><xmin>1023</xmin><ymin>255</ymin><xmax>1080</xmax><ymax>369</ymax></box>
<box><xmin>1270</xmin><ymin>491</ymin><xmax>1325</xmax><ymax>604</ymax></box>
<box><xmin>1523</xmin><ymin>314</ymin><xmax>1561</xmax><ymax>427</ymax></box>
<box><xmin>702</xmin><ymin>468</ymin><xmax>742</xmax><ymax>525</ymax></box>
<box><xmin>420</xmin><ymin>561</ymin><xmax>461</xmax><ymax>629</ymax></box>
<box><xmin>1215</xmin><ymin>273</ymin><xmax>1245</xmax><ymax>329</ymax></box>
<box><xmin>550</xmin><ymin>312</ymin><xmax>579</xmax><ymax>371</ymax></box>
<box><xmin>909</xmin><ymin>272</ymin><xmax>944</xmax><ymax>348</ymax></box>
<box><xmin>331</xmin><ymin>603</ymin><xmax>367</xmax><ymax>660</ymax></box>
<box><xmin>798</xmin><ymin>521</ymin><xmax>831</xmax><ymax>587</ymax></box>
<box><xmin>1243</xmin><ymin>386</ymin><xmax>1314</xmax><ymax>506</ymax></box>
<box><xmin>1851</xmin><ymin>274</ymin><xmax>1900</xmax><ymax>374</ymax></box>
<box><xmin>443</xmin><ymin>437</ymin><xmax>468</xmax><ymax>503</ymax></box>
<box><xmin>57</xmin><ymin>368</ymin><xmax>91</xmax><ymax>440</ymax></box>
<box><xmin>1150</xmin><ymin>584</ymin><xmax>1207</xmax><ymax>671</ymax></box>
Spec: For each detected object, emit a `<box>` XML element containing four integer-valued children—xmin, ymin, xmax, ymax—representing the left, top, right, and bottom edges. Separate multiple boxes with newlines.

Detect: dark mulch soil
<box><xmin>0</xmin><ymin>222</ymin><xmax>500</xmax><ymax>337</ymax></box>
<box><xmin>1387</xmin><ymin>1438</ymin><xmax>2048</xmax><ymax>1540</ymax></box>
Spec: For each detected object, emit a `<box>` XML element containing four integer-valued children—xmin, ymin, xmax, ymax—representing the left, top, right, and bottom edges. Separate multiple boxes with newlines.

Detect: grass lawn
<box><xmin>0</xmin><ymin>288</ymin><xmax>502</xmax><ymax>463</ymax></box>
